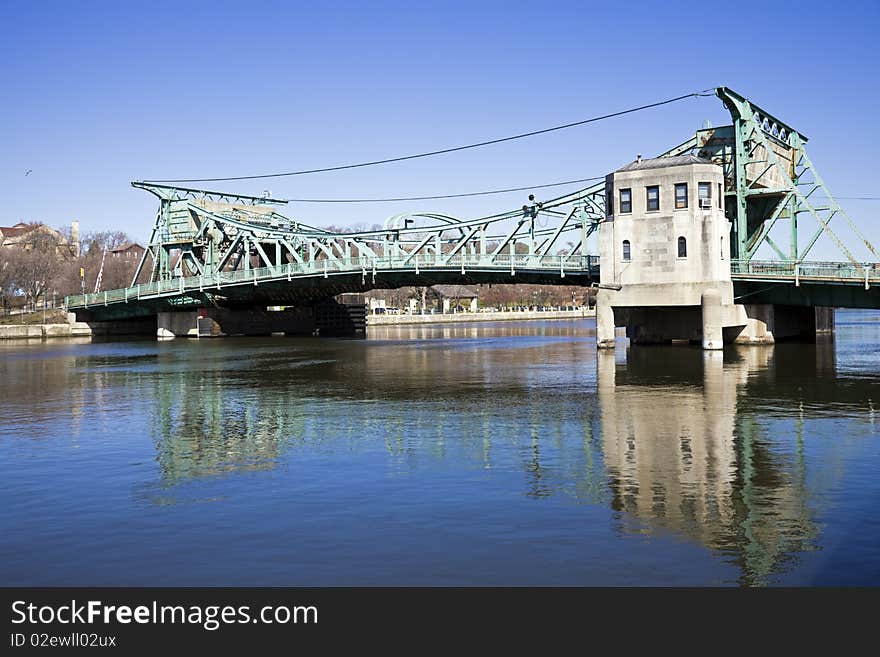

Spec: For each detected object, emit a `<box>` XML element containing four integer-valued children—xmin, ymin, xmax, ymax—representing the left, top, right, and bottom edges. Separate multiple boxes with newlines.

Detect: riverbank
<box><xmin>0</xmin><ymin>322</ymin><xmax>92</xmax><ymax>339</ymax></box>
<box><xmin>367</xmin><ymin>308</ymin><xmax>595</xmax><ymax>325</ymax></box>
<box><xmin>0</xmin><ymin>311</ymin><xmax>92</xmax><ymax>340</ymax></box>
<box><xmin>0</xmin><ymin>308</ymin><xmax>596</xmax><ymax>339</ymax></box>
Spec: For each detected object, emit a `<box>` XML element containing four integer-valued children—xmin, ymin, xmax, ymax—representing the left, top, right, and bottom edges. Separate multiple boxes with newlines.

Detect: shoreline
<box><xmin>368</xmin><ymin>308</ymin><xmax>595</xmax><ymax>326</ymax></box>
<box><xmin>0</xmin><ymin>309</ymin><xmax>597</xmax><ymax>339</ymax></box>
<box><xmin>0</xmin><ymin>323</ymin><xmax>92</xmax><ymax>340</ymax></box>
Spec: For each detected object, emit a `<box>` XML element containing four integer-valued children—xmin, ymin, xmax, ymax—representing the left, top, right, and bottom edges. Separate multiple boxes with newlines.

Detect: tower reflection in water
<box><xmin>598</xmin><ymin>345</ymin><xmax>831</xmax><ymax>586</ymax></box>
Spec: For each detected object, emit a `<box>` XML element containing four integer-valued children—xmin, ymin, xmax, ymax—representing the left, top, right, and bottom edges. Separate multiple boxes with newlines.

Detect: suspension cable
<box><xmin>144</xmin><ymin>89</ymin><xmax>716</xmax><ymax>184</ymax></box>
<box><xmin>281</xmin><ymin>176</ymin><xmax>604</xmax><ymax>203</ymax></box>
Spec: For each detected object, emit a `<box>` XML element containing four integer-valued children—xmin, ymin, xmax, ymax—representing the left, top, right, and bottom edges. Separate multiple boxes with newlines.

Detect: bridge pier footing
<box><xmin>597</xmin><ymin>302</ymin><xmax>835</xmax><ymax>350</ymax></box>
<box><xmin>157</xmin><ymin>311</ymin><xmax>200</xmax><ymax>339</ymax></box>
<box><xmin>732</xmin><ymin>304</ymin><xmax>834</xmax><ymax>345</ymax></box>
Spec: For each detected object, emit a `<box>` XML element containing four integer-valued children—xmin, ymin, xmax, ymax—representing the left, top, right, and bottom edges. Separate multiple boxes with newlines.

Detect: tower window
<box><xmin>674</xmin><ymin>183</ymin><xmax>688</xmax><ymax>209</ymax></box>
<box><xmin>698</xmin><ymin>182</ymin><xmax>711</xmax><ymax>209</ymax></box>
<box><xmin>717</xmin><ymin>182</ymin><xmax>722</xmax><ymax>209</ymax></box>
<box><xmin>677</xmin><ymin>236</ymin><xmax>687</xmax><ymax>258</ymax></box>
<box><xmin>622</xmin><ymin>240</ymin><xmax>631</xmax><ymax>261</ymax></box>
<box><xmin>646</xmin><ymin>185</ymin><xmax>660</xmax><ymax>211</ymax></box>
<box><xmin>619</xmin><ymin>188</ymin><xmax>632</xmax><ymax>214</ymax></box>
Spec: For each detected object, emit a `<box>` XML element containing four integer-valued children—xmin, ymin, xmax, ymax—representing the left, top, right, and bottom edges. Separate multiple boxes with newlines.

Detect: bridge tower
<box><xmin>597</xmin><ymin>155</ymin><xmax>737</xmax><ymax>348</ymax></box>
<box><xmin>596</xmin><ymin>155</ymin><xmax>833</xmax><ymax>349</ymax></box>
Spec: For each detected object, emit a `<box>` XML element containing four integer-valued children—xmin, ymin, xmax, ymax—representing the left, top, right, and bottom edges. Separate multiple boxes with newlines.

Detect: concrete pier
<box><xmin>701</xmin><ymin>289</ymin><xmax>723</xmax><ymax>350</ymax></box>
<box><xmin>732</xmin><ymin>304</ymin><xmax>835</xmax><ymax>345</ymax></box>
<box><xmin>596</xmin><ymin>292</ymin><xmax>616</xmax><ymax>349</ymax></box>
<box><xmin>157</xmin><ymin>311</ymin><xmax>200</xmax><ymax>339</ymax></box>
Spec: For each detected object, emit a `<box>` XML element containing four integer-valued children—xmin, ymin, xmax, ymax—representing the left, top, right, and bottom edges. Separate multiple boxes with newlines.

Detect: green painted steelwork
<box><xmin>65</xmin><ymin>87</ymin><xmax>877</xmax><ymax>318</ymax></box>
<box><xmin>126</xmin><ymin>180</ymin><xmax>604</xmax><ymax>288</ymax></box>
<box><xmin>700</xmin><ymin>88</ymin><xmax>876</xmax><ymax>268</ymax></box>
<box><xmin>729</xmin><ymin>259</ymin><xmax>880</xmax><ymax>308</ymax></box>
<box><xmin>67</xmin><ymin>253</ymin><xmax>599</xmax><ymax>316</ymax></box>
<box><xmin>68</xmin><ymin>179</ymin><xmax>605</xmax><ymax>315</ymax></box>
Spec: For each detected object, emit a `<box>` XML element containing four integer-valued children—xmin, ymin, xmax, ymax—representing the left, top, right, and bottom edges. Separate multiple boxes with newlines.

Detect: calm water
<box><xmin>2</xmin><ymin>312</ymin><xmax>879</xmax><ymax>586</ymax></box>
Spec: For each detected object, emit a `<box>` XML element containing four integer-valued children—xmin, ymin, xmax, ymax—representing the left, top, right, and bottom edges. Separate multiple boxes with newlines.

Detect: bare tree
<box><xmin>6</xmin><ymin>231</ymin><xmax>64</xmax><ymax>310</ymax></box>
<box><xmin>0</xmin><ymin>252</ymin><xmax>17</xmax><ymax>314</ymax></box>
<box><xmin>81</xmin><ymin>230</ymin><xmax>129</xmax><ymax>254</ymax></box>
<box><xmin>69</xmin><ymin>230</ymin><xmax>143</xmax><ymax>294</ymax></box>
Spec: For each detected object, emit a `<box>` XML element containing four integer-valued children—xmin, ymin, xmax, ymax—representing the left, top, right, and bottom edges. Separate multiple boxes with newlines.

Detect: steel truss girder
<box><xmin>131</xmin><ymin>180</ymin><xmax>603</xmax><ymax>288</ymax></box>
<box><xmin>703</xmin><ymin>87</ymin><xmax>875</xmax><ymax>269</ymax></box>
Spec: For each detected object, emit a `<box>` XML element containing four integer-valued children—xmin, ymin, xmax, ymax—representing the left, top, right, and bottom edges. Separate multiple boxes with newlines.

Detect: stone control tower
<box><xmin>597</xmin><ymin>155</ymin><xmax>735</xmax><ymax>349</ymax></box>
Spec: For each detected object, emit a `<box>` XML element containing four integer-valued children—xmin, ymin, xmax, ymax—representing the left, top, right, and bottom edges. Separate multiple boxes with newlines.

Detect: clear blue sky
<box><xmin>2</xmin><ymin>0</ymin><xmax>878</xmax><ymax>259</ymax></box>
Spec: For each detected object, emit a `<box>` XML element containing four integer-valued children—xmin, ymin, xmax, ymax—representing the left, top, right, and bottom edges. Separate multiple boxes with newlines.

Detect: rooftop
<box><xmin>110</xmin><ymin>242</ymin><xmax>144</xmax><ymax>253</ymax></box>
<box><xmin>431</xmin><ymin>284</ymin><xmax>480</xmax><ymax>298</ymax></box>
<box><xmin>0</xmin><ymin>222</ymin><xmax>35</xmax><ymax>238</ymax></box>
<box><xmin>616</xmin><ymin>154</ymin><xmax>714</xmax><ymax>172</ymax></box>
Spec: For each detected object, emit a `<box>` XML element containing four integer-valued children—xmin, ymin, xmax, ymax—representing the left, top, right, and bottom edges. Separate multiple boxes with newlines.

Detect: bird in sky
<box><xmin>25</xmin><ymin>169</ymin><xmax>32</xmax><ymax>176</ymax></box>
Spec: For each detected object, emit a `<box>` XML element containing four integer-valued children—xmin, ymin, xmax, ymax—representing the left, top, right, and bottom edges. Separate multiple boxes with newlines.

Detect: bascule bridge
<box><xmin>65</xmin><ymin>87</ymin><xmax>879</xmax><ymax>344</ymax></box>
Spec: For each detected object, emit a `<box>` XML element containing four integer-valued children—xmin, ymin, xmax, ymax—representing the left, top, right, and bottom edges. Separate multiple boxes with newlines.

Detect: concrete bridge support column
<box><xmin>596</xmin><ymin>291</ymin><xmax>616</xmax><ymax>349</ymax></box>
<box><xmin>157</xmin><ymin>311</ymin><xmax>200</xmax><ymax>339</ymax></box>
<box><xmin>701</xmin><ymin>288</ymin><xmax>723</xmax><ymax>350</ymax></box>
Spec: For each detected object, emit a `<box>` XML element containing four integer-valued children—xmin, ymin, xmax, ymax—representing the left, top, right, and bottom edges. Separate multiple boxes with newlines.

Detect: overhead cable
<box><xmin>281</xmin><ymin>176</ymin><xmax>604</xmax><ymax>203</ymax></box>
<box><xmin>144</xmin><ymin>89</ymin><xmax>717</xmax><ymax>184</ymax></box>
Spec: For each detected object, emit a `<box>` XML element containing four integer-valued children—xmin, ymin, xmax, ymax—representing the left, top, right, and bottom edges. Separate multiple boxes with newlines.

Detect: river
<box><xmin>1</xmin><ymin>311</ymin><xmax>879</xmax><ymax>586</ymax></box>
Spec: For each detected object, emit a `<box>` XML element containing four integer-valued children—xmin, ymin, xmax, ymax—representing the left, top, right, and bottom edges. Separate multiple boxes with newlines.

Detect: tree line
<box><xmin>366</xmin><ymin>284</ymin><xmax>595</xmax><ymax>312</ymax></box>
<box><xmin>0</xmin><ymin>224</ymin><xmax>147</xmax><ymax>313</ymax></box>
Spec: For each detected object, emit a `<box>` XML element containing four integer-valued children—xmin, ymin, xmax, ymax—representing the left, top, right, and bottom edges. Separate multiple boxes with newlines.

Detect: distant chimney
<box><xmin>71</xmin><ymin>220</ymin><xmax>80</xmax><ymax>257</ymax></box>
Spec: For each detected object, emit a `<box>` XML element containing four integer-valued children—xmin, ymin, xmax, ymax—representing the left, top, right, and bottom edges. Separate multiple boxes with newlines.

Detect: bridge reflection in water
<box><xmin>133</xmin><ymin>324</ymin><xmax>873</xmax><ymax>586</ymax></box>
<box><xmin>598</xmin><ymin>347</ymin><xmax>829</xmax><ymax>586</ymax></box>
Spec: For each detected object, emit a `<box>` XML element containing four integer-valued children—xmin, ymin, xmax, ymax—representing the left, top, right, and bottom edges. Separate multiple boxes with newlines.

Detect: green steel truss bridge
<box><xmin>66</xmin><ymin>87</ymin><xmax>880</xmax><ymax>321</ymax></box>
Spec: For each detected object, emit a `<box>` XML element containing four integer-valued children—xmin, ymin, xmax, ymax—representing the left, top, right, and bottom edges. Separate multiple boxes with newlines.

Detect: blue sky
<box><xmin>1</xmin><ymin>0</ymin><xmax>878</xmax><ymax>259</ymax></box>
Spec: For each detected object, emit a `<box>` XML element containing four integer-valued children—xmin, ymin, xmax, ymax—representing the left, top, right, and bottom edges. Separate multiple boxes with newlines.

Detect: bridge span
<box><xmin>65</xmin><ymin>86</ymin><xmax>878</xmax><ymax>341</ymax></box>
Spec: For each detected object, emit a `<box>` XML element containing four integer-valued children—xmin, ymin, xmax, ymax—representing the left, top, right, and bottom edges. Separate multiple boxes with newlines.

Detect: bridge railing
<box><xmin>731</xmin><ymin>260</ymin><xmax>880</xmax><ymax>282</ymax></box>
<box><xmin>65</xmin><ymin>253</ymin><xmax>598</xmax><ymax>309</ymax></box>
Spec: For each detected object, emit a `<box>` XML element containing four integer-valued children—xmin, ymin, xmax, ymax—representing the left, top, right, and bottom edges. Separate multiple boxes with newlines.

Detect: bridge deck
<box><xmin>731</xmin><ymin>260</ymin><xmax>880</xmax><ymax>286</ymax></box>
<box><xmin>66</xmin><ymin>256</ymin><xmax>880</xmax><ymax>319</ymax></box>
<box><xmin>66</xmin><ymin>254</ymin><xmax>599</xmax><ymax>314</ymax></box>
